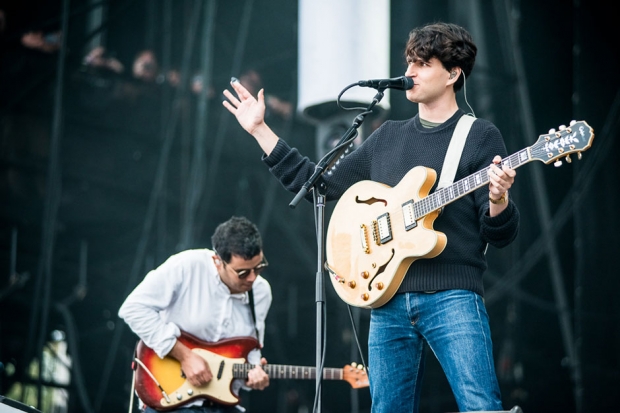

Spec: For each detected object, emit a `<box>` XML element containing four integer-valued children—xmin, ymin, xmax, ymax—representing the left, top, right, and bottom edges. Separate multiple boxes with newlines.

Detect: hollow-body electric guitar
<box><xmin>325</xmin><ymin>120</ymin><xmax>594</xmax><ymax>309</ymax></box>
<box><xmin>133</xmin><ymin>331</ymin><xmax>369</xmax><ymax>411</ymax></box>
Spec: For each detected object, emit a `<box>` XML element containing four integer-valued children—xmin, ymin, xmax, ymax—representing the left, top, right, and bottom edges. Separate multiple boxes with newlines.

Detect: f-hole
<box><xmin>368</xmin><ymin>248</ymin><xmax>395</xmax><ymax>290</ymax></box>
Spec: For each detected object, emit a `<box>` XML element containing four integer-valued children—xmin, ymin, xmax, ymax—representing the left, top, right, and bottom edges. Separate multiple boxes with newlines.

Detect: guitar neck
<box><xmin>233</xmin><ymin>364</ymin><xmax>343</xmax><ymax>381</ymax></box>
<box><xmin>416</xmin><ymin>147</ymin><xmax>532</xmax><ymax>218</ymax></box>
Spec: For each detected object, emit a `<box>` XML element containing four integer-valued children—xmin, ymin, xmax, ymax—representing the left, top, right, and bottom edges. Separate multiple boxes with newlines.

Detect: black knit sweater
<box><xmin>263</xmin><ymin>109</ymin><xmax>519</xmax><ymax>296</ymax></box>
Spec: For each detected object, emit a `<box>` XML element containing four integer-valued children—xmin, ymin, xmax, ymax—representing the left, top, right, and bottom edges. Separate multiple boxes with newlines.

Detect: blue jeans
<box><xmin>368</xmin><ymin>290</ymin><xmax>502</xmax><ymax>413</ymax></box>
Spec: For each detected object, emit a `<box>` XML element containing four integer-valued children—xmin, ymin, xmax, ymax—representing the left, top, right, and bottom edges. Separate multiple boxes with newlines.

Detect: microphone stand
<box><xmin>289</xmin><ymin>88</ymin><xmax>386</xmax><ymax>413</ymax></box>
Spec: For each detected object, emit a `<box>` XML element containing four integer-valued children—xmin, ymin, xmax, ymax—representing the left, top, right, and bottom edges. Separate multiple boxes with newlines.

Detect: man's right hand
<box><xmin>169</xmin><ymin>340</ymin><xmax>213</xmax><ymax>387</ymax></box>
<box><xmin>180</xmin><ymin>350</ymin><xmax>213</xmax><ymax>387</ymax></box>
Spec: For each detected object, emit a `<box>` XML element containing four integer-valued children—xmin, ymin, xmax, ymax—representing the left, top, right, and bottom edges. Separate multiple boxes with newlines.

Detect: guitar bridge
<box><xmin>360</xmin><ymin>224</ymin><xmax>370</xmax><ymax>254</ymax></box>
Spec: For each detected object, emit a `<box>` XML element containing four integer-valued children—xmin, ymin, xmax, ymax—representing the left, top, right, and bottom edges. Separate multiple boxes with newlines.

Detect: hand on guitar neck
<box><xmin>245</xmin><ymin>357</ymin><xmax>269</xmax><ymax>390</ymax></box>
<box><xmin>488</xmin><ymin>154</ymin><xmax>515</xmax><ymax>217</ymax></box>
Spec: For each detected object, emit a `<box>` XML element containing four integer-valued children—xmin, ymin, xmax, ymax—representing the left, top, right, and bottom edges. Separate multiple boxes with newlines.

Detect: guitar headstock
<box><xmin>530</xmin><ymin>120</ymin><xmax>594</xmax><ymax>165</ymax></box>
<box><xmin>342</xmin><ymin>363</ymin><xmax>369</xmax><ymax>389</ymax></box>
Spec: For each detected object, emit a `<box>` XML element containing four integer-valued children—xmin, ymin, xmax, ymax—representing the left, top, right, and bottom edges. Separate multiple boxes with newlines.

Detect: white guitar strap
<box><xmin>437</xmin><ymin>114</ymin><xmax>487</xmax><ymax>253</ymax></box>
<box><xmin>437</xmin><ymin>114</ymin><xmax>476</xmax><ymax>189</ymax></box>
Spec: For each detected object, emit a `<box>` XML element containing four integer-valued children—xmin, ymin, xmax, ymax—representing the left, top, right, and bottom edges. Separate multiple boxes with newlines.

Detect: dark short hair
<box><xmin>211</xmin><ymin>216</ymin><xmax>262</xmax><ymax>263</ymax></box>
<box><xmin>405</xmin><ymin>22</ymin><xmax>477</xmax><ymax>92</ymax></box>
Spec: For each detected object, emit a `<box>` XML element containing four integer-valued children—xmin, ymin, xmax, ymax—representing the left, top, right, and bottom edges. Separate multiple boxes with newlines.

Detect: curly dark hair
<box><xmin>405</xmin><ymin>22</ymin><xmax>477</xmax><ymax>92</ymax></box>
<box><xmin>211</xmin><ymin>216</ymin><xmax>262</xmax><ymax>263</ymax></box>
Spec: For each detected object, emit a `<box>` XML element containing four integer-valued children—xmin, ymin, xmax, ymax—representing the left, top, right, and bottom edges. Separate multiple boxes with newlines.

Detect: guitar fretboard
<box><xmin>233</xmin><ymin>364</ymin><xmax>343</xmax><ymax>381</ymax></box>
<box><xmin>413</xmin><ymin>121</ymin><xmax>594</xmax><ymax>218</ymax></box>
<box><xmin>413</xmin><ymin>148</ymin><xmax>531</xmax><ymax>218</ymax></box>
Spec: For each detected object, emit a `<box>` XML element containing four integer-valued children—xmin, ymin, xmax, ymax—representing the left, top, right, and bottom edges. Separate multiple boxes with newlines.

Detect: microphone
<box><xmin>357</xmin><ymin>76</ymin><xmax>414</xmax><ymax>90</ymax></box>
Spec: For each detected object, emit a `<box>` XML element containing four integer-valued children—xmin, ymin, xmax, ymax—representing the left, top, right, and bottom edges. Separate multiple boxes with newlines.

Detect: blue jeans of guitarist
<box><xmin>368</xmin><ymin>290</ymin><xmax>503</xmax><ymax>413</ymax></box>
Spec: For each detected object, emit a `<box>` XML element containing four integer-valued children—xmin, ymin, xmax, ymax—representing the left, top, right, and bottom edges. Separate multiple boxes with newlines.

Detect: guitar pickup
<box><xmin>372</xmin><ymin>213</ymin><xmax>392</xmax><ymax>245</ymax></box>
<box><xmin>402</xmin><ymin>200</ymin><xmax>417</xmax><ymax>231</ymax></box>
<box><xmin>217</xmin><ymin>360</ymin><xmax>225</xmax><ymax>379</ymax></box>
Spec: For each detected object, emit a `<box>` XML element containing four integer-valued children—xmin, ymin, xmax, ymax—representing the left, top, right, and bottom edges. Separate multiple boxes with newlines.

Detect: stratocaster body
<box><xmin>135</xmin><ymin>334</ymin><xmax>257</xmax><ymax>410</ymax></box>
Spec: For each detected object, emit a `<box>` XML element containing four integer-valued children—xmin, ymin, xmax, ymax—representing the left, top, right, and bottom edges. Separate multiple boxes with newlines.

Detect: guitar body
<box><xmin>135</xmin><ymin>333</ymin><xmax>259</xmax><ymax>411</ymax></box>
<box><xmin>326</xmin><ymin>166</ymin><xmax>447</xmax><ymax>309</ymax></box>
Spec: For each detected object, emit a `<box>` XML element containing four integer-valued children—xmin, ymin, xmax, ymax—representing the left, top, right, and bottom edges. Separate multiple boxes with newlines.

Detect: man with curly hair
<box><xmin>223</xmin><ymin>21</ymin><xmax>520</xmax><ymax>412</ymax></box>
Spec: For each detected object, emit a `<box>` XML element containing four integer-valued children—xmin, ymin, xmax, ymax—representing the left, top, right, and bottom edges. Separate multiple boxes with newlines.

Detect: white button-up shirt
<box><xmin>119</xmin><ymin>248</ymin><xmax>272</xmax><ymax>364</ymax></box>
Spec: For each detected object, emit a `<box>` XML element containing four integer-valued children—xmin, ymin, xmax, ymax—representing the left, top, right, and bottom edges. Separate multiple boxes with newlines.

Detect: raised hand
<box><xmin>222</xmin><ymin>78</ymin><xmax>280</xmax><ymax>156</ymax></box>
<box><xmin>222</xmin><ymin>78</ymin><xmax>267</xmax><ymax>135</ymax></box>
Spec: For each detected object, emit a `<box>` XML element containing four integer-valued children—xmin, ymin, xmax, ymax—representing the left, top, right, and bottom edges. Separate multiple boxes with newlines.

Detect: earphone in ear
<box><xmin>214</xmin><ymin>259</ymin><xmax>221</xmax><ymax>265</ymax></box>
<box><xmin>450</xmin><ymin>71</ymin><xmax>457</xmax><ymax>79</ymax></box>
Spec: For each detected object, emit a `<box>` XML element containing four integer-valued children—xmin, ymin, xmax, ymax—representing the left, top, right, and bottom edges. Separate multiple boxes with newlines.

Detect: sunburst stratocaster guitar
<box><xmin>325</xmin><ymin>120</ymin><xmax>594</xmax><ymax>309</ymax></box>
<box><xmin>133</xmin><ymin>332</ymin><xmax>369</xmax><ymax>411</ymax></box>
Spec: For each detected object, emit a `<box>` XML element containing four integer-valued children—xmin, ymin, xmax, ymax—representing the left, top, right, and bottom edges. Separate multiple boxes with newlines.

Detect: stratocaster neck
<box><xmin>233</xmin><ymin>364</ymin><xmax>344</xmax><ymax>381</ymax></box>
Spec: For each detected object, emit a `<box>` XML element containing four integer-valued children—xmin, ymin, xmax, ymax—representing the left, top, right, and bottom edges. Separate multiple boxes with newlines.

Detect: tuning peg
<box><xmin>548</xmin><ymin>128</ymin><xmax>556</xmax><ymax>134</ymax></box>
<box><xmin>554</xmin><ymin>160</ymin><xmax>562</xmax><ymax>167</ymax></box>
<box><xmin>578</xmin><ymin>152</ymin><xmax>582</xmax><ymax>160</ymax></box>
<box><xmin>566</xmin><ymin>154</ymin><xmax>572</xmax><ymax>163</ymax></box>
<box><xmin>351</xmin><ymin>362</ymin><xmax>358</xmax><ymax>368</ymax></box>
<box><xmin>559</xmin><ymin>124</ymin><xmax>566</xmax><ymax>130</ymax></box>
<box><xmin>570</xmin><ymin>120</ymin><xmax>577</xmax><ymax>126</ymax></box>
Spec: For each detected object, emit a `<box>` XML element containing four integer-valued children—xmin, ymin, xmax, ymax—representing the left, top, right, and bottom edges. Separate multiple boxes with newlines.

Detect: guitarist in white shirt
<box><xmin>223</xmin><ymin>22</ymin><xmax>519</xmax><ymax>413</ymax></box>
<box><xmin>119</xmin><ymin>216</ymin><xmax>272</xmax><ymax>412</ymax></box>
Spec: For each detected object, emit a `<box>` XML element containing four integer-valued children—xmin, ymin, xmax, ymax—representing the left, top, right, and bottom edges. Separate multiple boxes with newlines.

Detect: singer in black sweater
<box><xmin>224</xmin><ymin>21</ymin><xmax>519</xmax><ymax>413</ymax></box>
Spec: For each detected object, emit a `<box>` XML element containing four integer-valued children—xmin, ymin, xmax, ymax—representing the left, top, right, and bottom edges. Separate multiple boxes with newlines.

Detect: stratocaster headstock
<box><xmin>530</xmin><ymin>120</ymin><xmax>594</xmax><ymax>165</ymax></box>
<box><xmin>342</xmin><ymin>363</ymin><xmax>369</xmax><ymax>389</ymax></box>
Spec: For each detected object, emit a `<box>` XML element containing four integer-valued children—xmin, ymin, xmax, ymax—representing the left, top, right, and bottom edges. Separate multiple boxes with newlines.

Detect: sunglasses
<box><xmin>229</xmin><ymin>257</ymin><xmax>269</xmax><ymax>279</ymax></box>
<box><xmin>216</xmin><ymin>251</ymin><xmax>269</xmax><ymax>279</ymax></box>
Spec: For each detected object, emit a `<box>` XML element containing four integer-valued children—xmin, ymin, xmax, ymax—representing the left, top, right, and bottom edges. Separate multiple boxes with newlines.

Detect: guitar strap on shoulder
<box><xmin>438</xmin><ymin>114</ymin><xmax>488</xmax><ymax>254</ymax></box>
<box><xmin>248</xmin><ymin>289</ymin><xmax>260</xmax><ymax>341</ymax></box>
<box><xmin>437</xmin><ymin>114</ymin><xmax>476</xmax><ymax>189</ymax></box>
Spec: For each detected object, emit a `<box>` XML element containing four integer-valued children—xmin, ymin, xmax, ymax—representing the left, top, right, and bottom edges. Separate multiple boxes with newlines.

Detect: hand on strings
<box><xmin>488</xmin><ymin>155</ymin><xmax>516</xmax><ymax>197</ymax></box>
<box><xmin>179</xmin><ymin>350</ymin><xmax>213</xmax><ymax>387</ymax></box>
<box><xmin>170</xmin><ymin>340</ymin><xmax>213</xmax><ymax>387</ymax></box>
